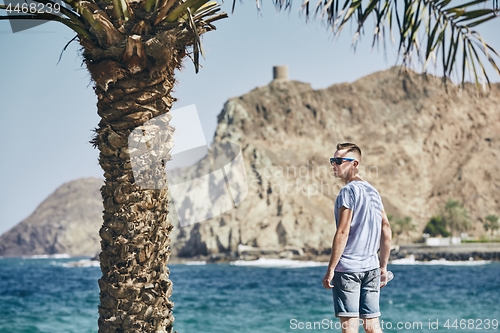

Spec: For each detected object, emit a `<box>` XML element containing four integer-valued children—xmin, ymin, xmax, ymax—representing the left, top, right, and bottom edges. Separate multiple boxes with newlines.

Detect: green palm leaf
<box><xmin>257</xmin><ymin>0</ymin><xmax>500</xmax><ymax>89</ymax></box>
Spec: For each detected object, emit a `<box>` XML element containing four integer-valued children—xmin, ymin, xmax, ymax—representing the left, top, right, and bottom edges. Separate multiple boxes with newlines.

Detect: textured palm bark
<box><xmin>73</xmin><ymin>0</ymin><xmax>222</xmax><ymax>327</ymax></box>
<box><xmin>84</xmin><ymin>32</ymin><xmax>184</xmax><ymax>333</ymax></box>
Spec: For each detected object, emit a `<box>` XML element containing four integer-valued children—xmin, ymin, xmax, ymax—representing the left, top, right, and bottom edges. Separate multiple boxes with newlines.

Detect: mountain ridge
<box><xmin>0</xmin><ymin>177</ymin><xmax>103</xmax><ymax>256</ymax></box>
<box><xmin>1</xmin><ymin>67</ymin><xmax>499</xmax><ymax>258</ymax></box>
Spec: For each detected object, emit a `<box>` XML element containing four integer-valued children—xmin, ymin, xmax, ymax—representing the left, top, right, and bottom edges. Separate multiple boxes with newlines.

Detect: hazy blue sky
<box><xmin>0</xmin><ymin>1</ymin><xmax>499</xmax><ymax>236</ymax></box>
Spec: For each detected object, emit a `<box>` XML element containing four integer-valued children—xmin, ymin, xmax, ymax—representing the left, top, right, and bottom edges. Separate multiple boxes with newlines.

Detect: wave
<box><xmin>21</xmin><ymin>253</ymin><xmax>71</xmax><ymax>259</ymax></box>
<box><xmin>61</xmin><ymin>259</ymin><xmax>100</xmax><ymax>268</ymax></box>
<box><xmin>230</xmin><ymin>258</ymin><xmax>328</xmax><ymax>268</ymax></box>
<box><xmin>391</xmin><ymin>255</ymin><xmax>491</xmax><ymax>266</ymax></box>
<box><xmin>183</xmin><ymin>261</ymin><xmax>207</xmax><ymax>265</ymax></box>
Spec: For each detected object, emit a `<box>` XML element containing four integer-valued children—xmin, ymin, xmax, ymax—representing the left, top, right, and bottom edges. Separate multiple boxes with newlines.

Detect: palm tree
<box><xmin>4</xmin><ymin>1</ymin><xmax>228</xmax><ymax>332</ymax></box>
<box><xmin>484</xmin><ymin>214</ymin><xmax>499</xmax><ymax>238</ymax></box>
<box><xmin>397</xmin><ymin>216</ymin><xmax>416</xmax><ymax>243</ymax></box>
<box><xmin>423</xmin><ymin>215</ymin><xmax>450</xmax><ymax>237</ymax></box>
<box><xmin>442</xmin><ymin>199</ymin><xmax>471</xmax><ymax>237</ymax></box>
<box><xmin>1</xmin><ymin>1</ymin><xmax>499</xmax><ymax>332</ymax></box>
<box><xmin>390</xmin><ymin>216</ymin><xmax>416</xmax><ymax>244</ymax></box>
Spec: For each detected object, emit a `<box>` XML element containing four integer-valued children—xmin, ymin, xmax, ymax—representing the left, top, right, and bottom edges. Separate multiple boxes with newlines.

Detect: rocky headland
<box><xmin>0</xmin><ymin>177</ymin><xmax>103</xmax><ymax>257</ymax></box>
<box><xmin>168</xmin><ymin>66</ymin><xmax>500</xmax><ymax>261</ymax></box>
<box><xmin>1</xmin><ymin>67</ymin><xmax>499</xmax><ymax>260</ymax></box>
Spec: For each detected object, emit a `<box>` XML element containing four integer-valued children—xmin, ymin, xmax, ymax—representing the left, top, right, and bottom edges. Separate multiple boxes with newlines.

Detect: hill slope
<box><xmin>170</xmin><ymin>67</ymin><xmax>500</xmax><ymax>257</ymax></box>
<box><xmin>2</xmin><ymin>67</ymin><xmax>499</xmax><ymax>258</ymax></box>
<box><xmin>0</xmin><ymin>178</ymin><xmax>103</xmax><ymax>257</ymax></box>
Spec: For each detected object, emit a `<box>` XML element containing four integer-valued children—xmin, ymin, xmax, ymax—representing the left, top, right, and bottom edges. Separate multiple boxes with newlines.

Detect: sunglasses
<box><xmin>330</xmin><ymin>157</ymin><xmax>355</xmax><ymax>165</ymax></box>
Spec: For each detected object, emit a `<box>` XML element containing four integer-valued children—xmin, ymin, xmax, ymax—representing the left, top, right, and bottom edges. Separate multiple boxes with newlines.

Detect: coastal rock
<box><xmin>391</xmin><ymin>243</ymin><xmax>500</xmax><ymax>261</ymax></box>
<box><xmin>170</xmin><ymin>67</ymin><xmax>500</xmax><ymax>258</ymax></box>
<box><xmin>0</xmin><ymin>177</ymin><xmax>103</xmax><ymax>257</ymax></box>
<box><xmin>1</xmin><ymin>68</ymin><xmax>499</xmax><ymax>258</ymax></box>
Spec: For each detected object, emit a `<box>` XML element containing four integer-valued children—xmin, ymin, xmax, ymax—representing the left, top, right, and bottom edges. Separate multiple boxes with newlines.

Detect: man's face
<box><xmin>332</xmin><ymin>149</ymin><xmax>356</xmax><ymax>178</ymax></box>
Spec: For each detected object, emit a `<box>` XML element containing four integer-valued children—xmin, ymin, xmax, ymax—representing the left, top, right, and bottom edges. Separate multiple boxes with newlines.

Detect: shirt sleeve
<box><xmin>338</xmin><ymin>186</ymin><xmax>355</xmax><ymax>210</ymax></box>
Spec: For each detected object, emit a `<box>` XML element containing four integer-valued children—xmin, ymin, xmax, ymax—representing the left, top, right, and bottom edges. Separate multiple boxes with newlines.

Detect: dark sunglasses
<box><xmin>330</xmin><ymin>157</ymin><xmax>355</xmax><ymax>165</ymax></box>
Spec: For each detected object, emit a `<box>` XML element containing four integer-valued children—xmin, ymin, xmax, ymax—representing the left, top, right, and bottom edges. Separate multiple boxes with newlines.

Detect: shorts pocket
<box><xmin>365</xmin><ymin>268</ymin><xmax>380</xmax><ymax>290</ymax></box>
<box><xmin>340</xmin><ymin>274</ymin><xmax>358</xmax><ymax>291</ymax></box>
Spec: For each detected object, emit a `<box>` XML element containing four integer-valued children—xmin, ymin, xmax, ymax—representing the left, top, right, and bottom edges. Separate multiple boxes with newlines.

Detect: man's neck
<box><xmin>343</xmin><ymin>173</ymin><xmax>362</xmax><ymax>185</ymax></box>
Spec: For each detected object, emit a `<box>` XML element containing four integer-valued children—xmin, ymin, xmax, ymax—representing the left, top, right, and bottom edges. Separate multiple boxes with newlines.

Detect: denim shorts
<box><xmin>332</xmin><ymin>268</ymin><xmax>381</xmax><ymax>319</ymax></box>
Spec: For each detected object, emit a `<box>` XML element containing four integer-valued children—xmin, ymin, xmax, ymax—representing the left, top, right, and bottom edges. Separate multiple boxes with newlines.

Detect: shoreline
<box><xmin>390</xmin><ymin>243</ymin><xmax>500</xmax><ymax>261</ymax></box>
<box><xmin>2</xmin><ymin>243</ymin><xmax>499</xmax><ymax>263</ymax></box>
<box><xmin>169</xmin><ymin>243</ymin><xmax>500</xmax><ymax>264</ymax></box>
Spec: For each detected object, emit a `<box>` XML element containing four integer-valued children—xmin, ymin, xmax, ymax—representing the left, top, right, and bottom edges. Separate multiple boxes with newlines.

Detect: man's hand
<box><xmin>379</xmin><ymin>266</ymin><xmax>388</xmax><ymax>289</ymax></box>
<box><xmin>323</xmin><ymin>271</ymin><xmax>334</xmax><ymax>289</ymax></box>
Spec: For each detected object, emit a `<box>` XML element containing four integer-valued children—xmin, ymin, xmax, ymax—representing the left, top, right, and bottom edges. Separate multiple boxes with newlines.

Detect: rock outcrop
<box><xmin>2</xmin><ymin>67</ymin><xmax>499</xmax><ymax>258</ymax></box>
<box><xmin>0</xmin><ymin>178</ymin><xmax>104</xmax><ymax>257</ymax></box>
<box><xmin>169</xmin><ymin>67</ymin><xmax>500</xmax><ymax>258</ymax></box>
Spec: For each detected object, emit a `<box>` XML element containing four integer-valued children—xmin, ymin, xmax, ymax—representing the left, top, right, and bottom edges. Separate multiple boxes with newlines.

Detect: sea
<box><xmin>0</xmin><ymin>256</ymin><xmax>499</xmax><ymax>333</ymax></box>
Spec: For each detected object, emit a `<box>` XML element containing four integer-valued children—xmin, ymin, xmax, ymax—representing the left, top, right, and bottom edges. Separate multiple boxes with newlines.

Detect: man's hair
<box><xmin>336</xmin><ymin>142</ymin><xmax>362</xmax><ymax>159</ymax></box>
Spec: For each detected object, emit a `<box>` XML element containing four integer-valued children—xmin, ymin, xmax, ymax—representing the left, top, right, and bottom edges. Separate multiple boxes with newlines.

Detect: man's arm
<box><xmin>379</xmin><ymin>208</ymin><xmax>392</xmax><ymax>281</ymax></box>
<box><xmin>322</xmin><ymin>206</ymin><xmax>352</xmax><ymax>289</ymax></box>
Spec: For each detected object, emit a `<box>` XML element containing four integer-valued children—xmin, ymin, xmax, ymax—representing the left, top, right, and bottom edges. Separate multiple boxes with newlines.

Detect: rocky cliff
<box><xmin>0</xmin><ymin>177</ymin><xmax>104</xmax><ymax>257</ymax></box>
<box><xmin>2</xmin><ymin>68</ymin><xmax>499</xmax><ymax>258</ymax></box>
<box><xmin>170</xmin><ymin>67</ymin><xmax>500</xmax><ymax>258</ymax></box>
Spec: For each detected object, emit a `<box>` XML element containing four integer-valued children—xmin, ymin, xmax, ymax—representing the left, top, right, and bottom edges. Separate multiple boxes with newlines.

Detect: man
<box><xmin>323</xmin><ymin>143</ymin><xmax>392</xmax><ymax>333</ymax></box>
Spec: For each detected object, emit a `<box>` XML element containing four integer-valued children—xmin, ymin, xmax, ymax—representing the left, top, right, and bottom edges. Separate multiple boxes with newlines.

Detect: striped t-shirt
<box><xmin>334</xmin><ymin>180</ymin><xmax>384</xmax><ymax>273</ymax></box>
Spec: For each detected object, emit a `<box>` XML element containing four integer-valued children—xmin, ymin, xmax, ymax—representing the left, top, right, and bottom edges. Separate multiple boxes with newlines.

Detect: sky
<box><xmin>0</xmin><ymin>1</ymin><xmax>499</xmax><ymax>236</ymax></box>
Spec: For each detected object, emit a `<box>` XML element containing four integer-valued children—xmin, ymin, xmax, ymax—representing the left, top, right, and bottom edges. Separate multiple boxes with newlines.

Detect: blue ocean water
<box><xmin>0</xmin><ymin>257</ymin><xmax>499</xmax><ymax>333</ymax></box>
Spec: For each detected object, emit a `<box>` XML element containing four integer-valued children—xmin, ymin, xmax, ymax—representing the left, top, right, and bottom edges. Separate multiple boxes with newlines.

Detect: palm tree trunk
<box><xmin>98</xmin><ymin>180</ymin><xmax>174</xmax><ymax>333</ymax></box>
<box><xmin>86</xmin><ymin>43</ymin><xmax>179</xmax><ymax>332</ymax></box>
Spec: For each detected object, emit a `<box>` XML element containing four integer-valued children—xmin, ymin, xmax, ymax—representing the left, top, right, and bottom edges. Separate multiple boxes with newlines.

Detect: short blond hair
<box><xmin>336</xmin><ymin>142</ymin><xmax>362</xmax><ymax>160</ymax></box>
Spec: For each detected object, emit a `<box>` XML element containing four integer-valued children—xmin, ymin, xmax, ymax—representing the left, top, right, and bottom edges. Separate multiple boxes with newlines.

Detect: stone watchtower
<box><xmin>273</xmin><ymin>65</ymin><xmax>288</xmax><ymax>81</ymax></box>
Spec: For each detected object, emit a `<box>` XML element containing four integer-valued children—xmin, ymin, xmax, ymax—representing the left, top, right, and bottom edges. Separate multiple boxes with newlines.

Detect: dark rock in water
<box><xmin>0</xmin><ymin>178</ymin><xmax>103</xmax><ymax>257</ymax></box>
<box><xmin>390</xmin><ymin>243</ymin><xmax>500</xmax><ymax>261</ymax></box>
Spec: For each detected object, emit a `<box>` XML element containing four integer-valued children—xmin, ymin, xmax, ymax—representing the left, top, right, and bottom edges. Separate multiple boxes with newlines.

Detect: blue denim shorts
<box><xmin>332</xmin><ymin>268</ymin><xmax>381</xmax><ymax>319</ymax></box>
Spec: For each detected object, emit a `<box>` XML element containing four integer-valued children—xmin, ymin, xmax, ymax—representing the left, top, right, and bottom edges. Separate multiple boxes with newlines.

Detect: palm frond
<box><xmin>111</xmin><ymin>0</ymin><xmax>134</xmax><ymax>21</ymax></box>
<box><xmin>0</xmin><ymin>7</ymin><xmax>91</xmax><ymax>38</ymax></box>
<box><xmin>153</xmin><ymin>0</ymin><xmax>177</xmax><ymax>25</ymax></box>
<box><xmin>193</xmin><ymin>1</ymin><xmax>220</xmax><ymax>20</ymax></box>
<box><xmin>72</xmin><ymin>0</ymin><xmax>123</xmax><ymax>46</ymax></box>
<box><xmin>186</xmin><ymin>7</ymin><xmax>202</xmax><ymax>73</ymax></box>
<box><xmin>1</xmin><ymin>0</ymin><xmax>124</xmax><ymax>47</ymax></box>
<box><xmin>165</xmin><ymin>0</ymin><xmax>208</xmax><ymax>22</ymax></box>
<box><xmin>264</xmin><ymin>0</ymin><xmax>500</xmax><ymax>89</ymax></box>
<box><xmin>31</xmin><ymin>0</ymin><xmax>84</xmax><ymax>26</ymax></box>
